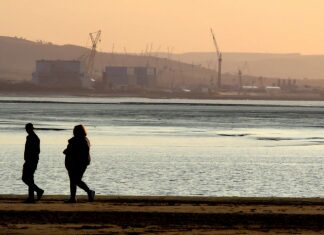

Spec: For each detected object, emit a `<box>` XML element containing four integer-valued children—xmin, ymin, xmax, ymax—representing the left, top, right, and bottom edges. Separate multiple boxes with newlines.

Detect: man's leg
<box><xmin>28</xmin><ymin>186</ymin><xmax>34</xmax><ymax>200</ymax></box>
<box><xmin>22</xmin><ymin>163</ymin><xmax>35</xmax><ymax>202</ymax></box>
<box><xmin>28</xmin><ymin>163</ymin><xmax>42</xmax><ymax>195</ymax></box>
<box><xmin>31</xmin><ymin>162</ymin><xmax>44</xmax><ymax>200</ymax></box>
<box><xmin>32</xmin><ymin>180</ymin><xmax>44</xmax><ymax>200</ymax></box>
<box><xmin>23</xmin><ymin>162</ymin><xmax>44</xmax><ymax>201</ymax></box>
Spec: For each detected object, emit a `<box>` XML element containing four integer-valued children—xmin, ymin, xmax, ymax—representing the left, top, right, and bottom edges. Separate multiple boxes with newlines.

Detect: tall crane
<box><xmin>210</xmin><ymin>28</ymin><xmax>222</xmax><ymax>89</ymax></box>
<box><xmin>78</xmin><ymin>30</ymin><xmax>101</xmax><ymax>88</ymax></box>
<box><xmin>85</xmin><ymin>30</ymin><xmax>101</xmax><ymax>80</ymax></box>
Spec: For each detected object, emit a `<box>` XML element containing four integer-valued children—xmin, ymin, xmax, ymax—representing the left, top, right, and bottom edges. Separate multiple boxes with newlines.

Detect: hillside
<box><xmin>0</xmin><ymin>36</ymin><xmax>88</xmax><ymax>80</ymax></box>
<box><xmin>161</xmin><ymin>52</ymin><xmax>324</xmax><ymax>80</ymax></box>
<box><xmin>1</xmin><ymin>36</ymin><xmax>324</xmax><ymax>90</ymax></box>
<box><xmin>0</xmin><ymin>36</ymin><xmax>225</xmax><ymax>88</ymax></box>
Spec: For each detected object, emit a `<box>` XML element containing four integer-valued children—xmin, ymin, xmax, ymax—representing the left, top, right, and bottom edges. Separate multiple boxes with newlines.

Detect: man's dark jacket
<box><xmin>24</xmin><ymin>132</ymin><xmax>40</xmax><ymax>163</ymax></box>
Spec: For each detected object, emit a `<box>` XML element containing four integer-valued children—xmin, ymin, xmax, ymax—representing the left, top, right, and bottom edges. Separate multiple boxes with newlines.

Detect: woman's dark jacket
<box><xmin>63</xmin><ymin>136</ymin><xmax>91</xmax><ymax>170</ymax></box>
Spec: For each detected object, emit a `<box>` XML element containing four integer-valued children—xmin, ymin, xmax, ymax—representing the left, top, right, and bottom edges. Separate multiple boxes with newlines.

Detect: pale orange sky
<box><xmin>1</xmin><ymin>0</ymin><xmax>324</xmax><ymax>54</ymax></box>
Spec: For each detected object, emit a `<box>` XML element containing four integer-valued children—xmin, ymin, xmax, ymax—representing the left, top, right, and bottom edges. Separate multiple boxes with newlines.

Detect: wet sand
<box><xmin>1</xmin><ymin>195</ymin><xmax>324</xmax><ymax>234</ymax></box>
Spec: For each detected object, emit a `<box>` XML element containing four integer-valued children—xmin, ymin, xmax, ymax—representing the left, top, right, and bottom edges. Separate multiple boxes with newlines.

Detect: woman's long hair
<box><xmin>73</xmin><ymin>125</ymin><xmax>87</xmax><ymax>137</ymax></box>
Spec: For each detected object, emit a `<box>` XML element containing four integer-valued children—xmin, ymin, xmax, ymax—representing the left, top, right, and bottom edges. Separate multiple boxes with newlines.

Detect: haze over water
<box><xmin>1</xmin><ymin>97</ymin><xmax>324</xmax><ymax>197</ymax></box>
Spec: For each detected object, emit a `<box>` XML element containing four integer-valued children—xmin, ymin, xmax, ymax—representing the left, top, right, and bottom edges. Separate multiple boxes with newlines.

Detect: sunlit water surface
<box><xmin>1</xmin><ymin>96</ymin><xmax>324</xmax><ymax>197</ymax></box>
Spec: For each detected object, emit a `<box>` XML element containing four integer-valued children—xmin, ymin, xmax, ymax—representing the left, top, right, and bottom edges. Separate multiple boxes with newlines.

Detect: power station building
<box><xmin>103</xmin><ymin>66</ymin><xmax>157</xmax><ymax>89</ymax></box>
<box><xmin>32</xmin><ymin>60</ymin><xmax>86</xmax><ymax>88</ymax></box>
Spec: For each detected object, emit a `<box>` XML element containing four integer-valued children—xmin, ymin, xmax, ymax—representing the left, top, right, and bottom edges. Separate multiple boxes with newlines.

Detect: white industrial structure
<box><xmin>32</xmin><ymin>30</ymin><xmax>101</xmax><ymax>89</ymax></box>
<box><xmin>32</xmin><ymin>60</ymin><xmax>84</xmax><ymax>88</ymax></box>
<box><xmin>103</xmin><ymin>66</ymin><xmax>157</xmax><ymax>89</ymax></box>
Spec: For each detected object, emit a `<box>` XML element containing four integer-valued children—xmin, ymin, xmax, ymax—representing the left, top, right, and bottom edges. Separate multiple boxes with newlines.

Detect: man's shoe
<box><xmin>64</xmin><ymin>198</ymin><xmax>77</xmax><ymax>203</ymax></box>
<box><xmin>88</xmin><ymin>190</ymin><xmax>95</xmax><ymax>202</ymax></box>
<box><xmin>37</xmin><ymin>189</ymin><xmax>44</xmax><ymax>201</ymax></box>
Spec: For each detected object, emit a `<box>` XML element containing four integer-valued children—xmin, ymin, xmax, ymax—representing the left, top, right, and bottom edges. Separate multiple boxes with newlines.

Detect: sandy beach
<box><xmin>1</xmin><ymin>195</ymin><xmax>324</xmax><ymax>234</ymax></box>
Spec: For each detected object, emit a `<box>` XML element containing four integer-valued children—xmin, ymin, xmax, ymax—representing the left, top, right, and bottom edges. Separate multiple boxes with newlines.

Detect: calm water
<box><xmin>1</xmin><ymin>96</ymin><xmax>324</xmax><ymax>197</ymax></box>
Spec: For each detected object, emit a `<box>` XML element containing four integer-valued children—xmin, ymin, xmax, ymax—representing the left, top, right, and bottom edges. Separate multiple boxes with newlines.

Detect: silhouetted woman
<box><xmin>63</xmin><ymin>125</ymin><xmax>95</xmax><ymax>203</ymax></box>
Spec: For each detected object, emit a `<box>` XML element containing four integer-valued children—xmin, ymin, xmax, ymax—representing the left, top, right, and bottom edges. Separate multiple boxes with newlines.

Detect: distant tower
<box><xmin>210</xmin><ymin>28</ymin><xmax>222</xmax><ymax>90</ymax></box>
<box><xmin>238</xmin><ymin>69</ymin><xmax>242</xmax><ymax>90</ymax></box>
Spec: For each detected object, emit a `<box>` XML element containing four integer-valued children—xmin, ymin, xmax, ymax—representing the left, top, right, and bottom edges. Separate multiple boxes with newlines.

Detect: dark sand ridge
<box><xmin>2</xmin><ymin>195</ymin><xmax>324</xmax><ymax>234</ymax></box>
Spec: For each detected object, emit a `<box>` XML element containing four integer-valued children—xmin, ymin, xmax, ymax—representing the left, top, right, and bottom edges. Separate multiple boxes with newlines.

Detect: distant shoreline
<box><xmin>1</xmin><ymin>90</ymin><xmax>324</xmax><ymax>102</ymax></box>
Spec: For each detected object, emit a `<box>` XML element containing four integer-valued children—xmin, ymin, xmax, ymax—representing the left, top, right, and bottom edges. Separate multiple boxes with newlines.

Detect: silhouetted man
<box><xmin>22</xmin><ymin>123</ymin><xmax>44</xmax><ymax>203</ymax></box>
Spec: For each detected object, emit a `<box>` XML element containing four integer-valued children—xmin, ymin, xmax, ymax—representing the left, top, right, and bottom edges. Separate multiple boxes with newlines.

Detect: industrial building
<box><xmin>103</xmin><ymin>66</ymin><xmax>157</xmax><ymax>89</ymax></box>
<box><xmin>32</xmin><ymin>60</ymin><xmax>86</xmax><ymax>88</ymax></box>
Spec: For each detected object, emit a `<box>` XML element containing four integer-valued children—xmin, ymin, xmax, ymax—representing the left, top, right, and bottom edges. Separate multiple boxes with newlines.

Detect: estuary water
<box><xmin>1</xmin><ymin>96</ymin><xmax>324</xmax><ymax>197</ymax></box>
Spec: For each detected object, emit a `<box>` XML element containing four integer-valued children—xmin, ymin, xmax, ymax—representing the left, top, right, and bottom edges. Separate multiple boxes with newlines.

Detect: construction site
<box><xmin>0</xmin><ymin>30</ymin><xmax>322</xmax><ymax>99</ymax></box>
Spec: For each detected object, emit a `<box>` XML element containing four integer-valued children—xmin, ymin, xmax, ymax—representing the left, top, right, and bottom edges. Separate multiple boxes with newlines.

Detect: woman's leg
<box><xmin>76</xmin><ymin>166</ymin><xmax>95</xmax><ymax>201</ymax></box>
<box><xmin>75</xmin><ymin>166</ymin><xmax>90</xmax><ymax>193</ymax></box>
<box><xmin>68</xmin><ymin>170</ymin><xmax>77</xmax><ymax>200</ymax></box>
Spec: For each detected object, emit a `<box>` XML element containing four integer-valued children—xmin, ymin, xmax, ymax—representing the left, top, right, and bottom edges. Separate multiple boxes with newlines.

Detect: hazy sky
<box><xmin>1</xmin><ymin>0</ymin><xmax>324</xmax><ymax>54</ymax></box>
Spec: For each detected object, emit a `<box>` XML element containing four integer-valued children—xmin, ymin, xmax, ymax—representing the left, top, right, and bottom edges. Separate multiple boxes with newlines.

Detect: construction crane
<box><xmin>210</xmin><ymin>28</ymin><xmax>222</xmax><ymax>89</ymax></box>
<box><xmin>77</xmin><ymin>30</ymin><xmax>101</xmax><ymax>88</ymax></box>
<box><xmin>86</xmin><ymin>30</ymin><xmax>101</xmax><ymax>81</ymax></box>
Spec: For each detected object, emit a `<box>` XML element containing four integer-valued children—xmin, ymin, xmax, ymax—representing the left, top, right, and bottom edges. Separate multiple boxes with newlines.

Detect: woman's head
<box><xmin>73</xmin><ymin>125</ymin><xmax>87</xmax><ymax>137</ymax></box>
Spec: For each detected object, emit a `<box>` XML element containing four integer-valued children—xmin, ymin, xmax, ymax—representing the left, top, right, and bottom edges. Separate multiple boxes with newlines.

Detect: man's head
<box><xmin>25</xmin><ymin>123</ymin><xmax>34</xmax><ymax>134</ymax></box>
